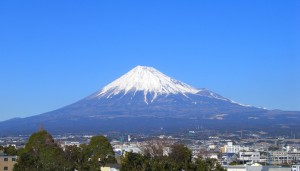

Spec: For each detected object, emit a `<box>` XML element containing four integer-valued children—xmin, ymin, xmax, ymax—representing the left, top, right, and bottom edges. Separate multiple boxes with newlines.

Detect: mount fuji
<box><xmin>1</xmin><ymin>66</ymin><xmax>300</xmax><ymax>135</ymax></box>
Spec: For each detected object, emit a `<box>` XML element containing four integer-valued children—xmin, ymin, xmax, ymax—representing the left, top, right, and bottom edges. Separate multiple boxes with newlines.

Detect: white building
<box><xmin>209</xmin><ymin>144</ymin><xmax>216</xmax><ymax>150</ymax></box>
<box><xmin>292</xmin><ymin>165</ymin><xmax>300</xmax><ymax>171</ymax></box>
<box><xmin>210</xmin><ymin>153</ymin><xmax>219</xmax><ymax>160</ymax></box>
<box><xmin>221</xmin><ymin>142</ymin><xmax>250</xmax><ymax>154</ymax></box>
<box><xmin>239</xmin><ymin>151</ymin><xmax>260</xmax><ymax>163</ymax></box>
<box><xmin>223</xmin><ymin>142</ymin><xmax>241</xmax><ymax>153</ymax></box>
<box><xmin>60</xmin><ymin>141</ymin><xmax>80</xmax><ymax>151</ymax></box>
<box><xmin>113</xmin><ymin>143</ymin><xmax>142</xmax><ymax>156</ymax></box>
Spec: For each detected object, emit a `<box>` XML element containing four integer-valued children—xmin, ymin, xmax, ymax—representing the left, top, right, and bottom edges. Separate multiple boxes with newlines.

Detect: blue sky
<box><xmin>0</xmin><ymin>0</ymin><xmax>299</xmax><ymax>121</ymax></box>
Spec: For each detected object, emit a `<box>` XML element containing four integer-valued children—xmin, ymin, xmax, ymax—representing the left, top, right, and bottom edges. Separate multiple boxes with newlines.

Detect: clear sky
<box><xmin>0</xmin><ymin>0</ymin><xmax>299</xmax><ymax>121</ymax></box>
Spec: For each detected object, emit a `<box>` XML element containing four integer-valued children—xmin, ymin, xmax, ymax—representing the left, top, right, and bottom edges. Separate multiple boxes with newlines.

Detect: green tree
<box><xmin>88</xmin><ymin>135</ymin><xmax>116</xmax><ymax>166</ymax></box>
<box><xmin>14</xmin><ymin>130</ymin><xmax>66</xmax><ymax>171</ymax></box>
<box><xmin>268</xmin><ymin>146</ymin><xmax>279</xmax><ymax>151</ymax></box>
<box><xmin>169</xmin><ymin>144</ymin><xmax>192</xmax><ymax>170</ymax></box>
<box><xmin>121</xmin><ymin>152</ymin><xmax>150</xmax><ymax>171</ymax></box>
<box><xmin>149</xmin><ymin>156</ymin><xmax>180</xmax><ymax>171</ymax></box>
<box><xmin>2</xmin><ymin>145</ymin><xmax>17</xmax><ymax>156</ymax></box>
<box><xmin>192</xmin><ymin>157</ymin><xmax>226</xmax><ymax>171</ymax></box>
<box><xmin>13</xmin><ymin>131</ymin><xmax>117</xmax><ymax>171</ymax></box>
<box><xmin>64</xmin><ymin>145</ymin><xmax>81</xmax><ymax>170</ymax></box>
<box><xmin>76</xmin><ymin>135</ymin><xmax>116</xmax><ymax>171</ymax></box>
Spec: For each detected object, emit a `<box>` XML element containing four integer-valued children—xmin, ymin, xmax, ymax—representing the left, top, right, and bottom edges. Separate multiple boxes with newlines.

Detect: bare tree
<box><xmin>140</xmin><ymin>139</ymin><xmax>174</xmax><ymax>157</ymax></box>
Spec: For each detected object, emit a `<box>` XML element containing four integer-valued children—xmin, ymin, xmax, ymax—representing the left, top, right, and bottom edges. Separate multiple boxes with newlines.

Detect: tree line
<box><xmin>1</xmin><ymin>130</ymin><xmax>226</xmax><ymax>171</ymax></box>
<box><xmin>12</xmin><ymin>130</ymin><xmax>115</xmax><ymax>171</ymax></box>
<box><xmin>121</xmin><ymin>143</ymin><xmax>226</xmax><ymax>171</ymax></box>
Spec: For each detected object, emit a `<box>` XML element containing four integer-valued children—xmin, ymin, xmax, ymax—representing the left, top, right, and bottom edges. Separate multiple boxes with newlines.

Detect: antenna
<box><xmin>241</xmin><ymin>129</ymin><xmax>243</xmax><ymax>139</ymax></box>
<box><xmin>38</xmin><ymin>123</ymin><xmax>45</xmax><ymax>132</ymax></box>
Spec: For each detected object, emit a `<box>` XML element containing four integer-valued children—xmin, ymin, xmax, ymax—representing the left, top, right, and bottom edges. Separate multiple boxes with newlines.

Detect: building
<box><xmin>268</xmin><ymin>151</ymin><xmax>288</xmax><ymax>164</ymax></box>
<box><xmin>288</xmin><ymin>152</ymin><xmax>300</xmax><ymax>163</ymax></box>
<box><xmin>221</xmin><ymin>142</ymin><xmax>250</xmax><ymax>154</ymax></box>
<box><xmin>113</xmin><ymin>144</ymin><xmax>142</xmax><ymax>156</ymax></box>
<box><xmin>291</xmin><ymin>165</ymin><xmax>300</xmax><ymax>171</ymax></box>
<box><xmin>268</xmin><ymin>151</ymin><xmax>300</xmax><ymax>164</ymax></box>
<box><xmin>0</xmin><ymin>153</ymin><xmax>17</xmax><ymax>171</ymax></box>
<box><xmin>222</xmin><ymin>153</ymin><xmax>238</xmax><ymax>165</ymax></box>
<box><xmin>221</xmin><ymin>142</ymin><xmax>241</xmax><ymax>153</ymax></box>
<box><xmin>60</xmin><ymin>141</ymin><xmax>80</xmax><ymax>151</ymax></box>
<box><xmin>226</xmin><ymin>164</ymin><xmax>291</xmax><ymax>171</ymax></box>
<box><xmin>239</xmin><ymin>151</ymin><xmax>260</xmax><ymax>163</ymax></box>
<box><xmin>100</xmin><ymin>164</ymin><xmax>120</xmax><ymax>171</ymax></box>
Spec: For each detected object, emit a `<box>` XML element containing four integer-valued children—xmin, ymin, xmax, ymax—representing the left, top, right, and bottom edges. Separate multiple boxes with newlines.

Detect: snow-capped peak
<box><xmin>97</xmin><ymin>66</ymin><xmax>200</xmax><ymax>103</ymax></box>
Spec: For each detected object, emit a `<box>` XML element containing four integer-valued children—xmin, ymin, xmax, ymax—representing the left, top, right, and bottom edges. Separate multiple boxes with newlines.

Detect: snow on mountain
<box><xmin>197</xmin><ymin>89</ymin><xmax>252</xmax><ymax>107</ymax></box>
<box><xmin>95</xmin><ymin>65</ymin><xmax>254</xmax><ymax>107</ymax></box>
<box><xmin>97</xmin><ymin>66</ymin><xmax>200</xmax><ymax>103</ymax></box>
<box><xmin>196</xmin><ymin>88</ymin><xmax>229</xmax><ymax>101</ymax></box>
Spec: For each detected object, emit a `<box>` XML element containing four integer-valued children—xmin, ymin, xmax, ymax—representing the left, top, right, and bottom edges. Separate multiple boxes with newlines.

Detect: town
<box><xmin>1</xmin><ymin>128</ymin><xmax>300</xmax><ymax>171</ymax></box>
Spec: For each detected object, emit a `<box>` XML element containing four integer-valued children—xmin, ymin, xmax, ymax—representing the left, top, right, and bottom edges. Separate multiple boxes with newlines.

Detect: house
<box><xmin>0</xmin><ymin>152</ymin><xmax>17</xmax><ymax>171</ymax></box>
<box><xmin>100</xmin><ymin>164</ymin><xmax>120</xmax><ymax>171</ymax></box>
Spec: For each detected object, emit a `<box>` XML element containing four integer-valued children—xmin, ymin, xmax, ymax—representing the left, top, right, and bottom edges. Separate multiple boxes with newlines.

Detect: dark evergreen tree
<box><xmin>121</xmin><ymin>152</ymin><xmax>150</xmax><ymax>171</ymax></box>
<box><xmin>76</xmin><ymin>135</ymin><xmax>116</xmax><ymax>171</ymax></box>
<box><xmin>192</xmin><ymin>157</ymin><xmax>227</xmax><ymax>171</ymax></box>
<box><xmin>169</xmin><ymin>144</ymin><xmax>192</xmax><ymax>170</ymax></box>
<box><xmin>63</xmin><ymin>145</ymin><xmax>81</xmax><ymax>170</ymax></box>
<box><xmin>13</xmin><ymin>130</ymin><xmax>66</xmax><ymax>171</ymax></box>
<box><xmin>1</xmin><ymin>145</ymin><xmax>17</xmax><ymax>156</ymax></box>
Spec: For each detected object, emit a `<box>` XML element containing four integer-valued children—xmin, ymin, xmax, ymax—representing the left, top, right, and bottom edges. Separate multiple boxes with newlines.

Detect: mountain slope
<box><xmin>0</xmin><ymin>66</ymin><xmax>299</xmax><ymax>135</ymax></box>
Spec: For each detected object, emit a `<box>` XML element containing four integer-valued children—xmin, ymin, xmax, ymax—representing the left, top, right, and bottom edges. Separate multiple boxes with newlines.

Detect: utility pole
<box><xmin>241</xmin><ymin>129</ymin><xmax>243</xmax><ymax>139</ymax></box>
